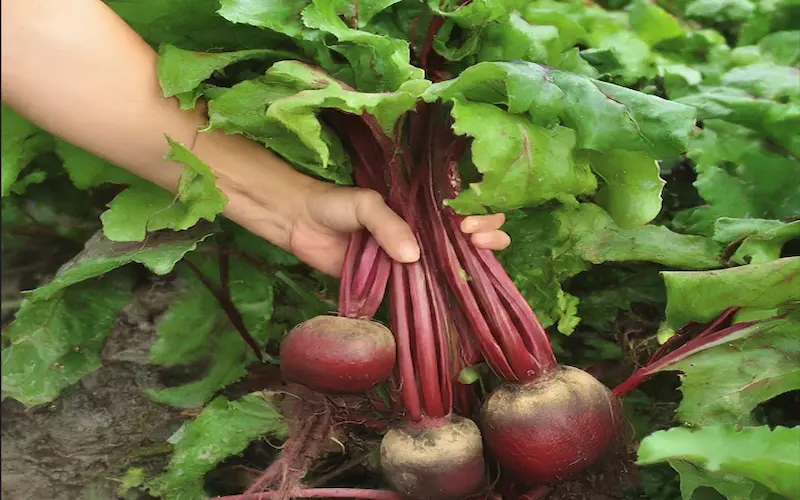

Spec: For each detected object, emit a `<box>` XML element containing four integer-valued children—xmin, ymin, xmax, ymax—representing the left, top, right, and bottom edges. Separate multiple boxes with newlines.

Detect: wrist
<box><xmin>191</xmin><ymin>128</ymin><xmax>322</xmax><ymax>250</ymax></box>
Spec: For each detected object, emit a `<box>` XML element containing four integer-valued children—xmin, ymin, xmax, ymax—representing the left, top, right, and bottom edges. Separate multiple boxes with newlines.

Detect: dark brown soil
<box><xmin>1</xmin><ymin>277</ymin><xmax>179</xmax><ymax>500</ymax></box>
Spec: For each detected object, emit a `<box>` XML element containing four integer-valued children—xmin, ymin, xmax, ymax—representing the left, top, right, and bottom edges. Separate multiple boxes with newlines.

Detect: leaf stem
<box><xmin>181</xmin><ymin>259</ymin><xmax>263</xmax><ymax>362</ymax></box>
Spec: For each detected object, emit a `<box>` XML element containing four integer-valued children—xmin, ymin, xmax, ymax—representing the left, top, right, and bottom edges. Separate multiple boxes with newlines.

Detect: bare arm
<box><xmin>1</xmin><ymin>0</ymin><xmax>327</xmax><ymax>242</ymax></box>
<box><xmin>1</xmin><ymin>0</ymin><xmax>508</xmax><ymax>275</ymax></box>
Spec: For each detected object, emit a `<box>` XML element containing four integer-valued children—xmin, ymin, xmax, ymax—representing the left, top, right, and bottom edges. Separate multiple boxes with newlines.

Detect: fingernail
<box><xmin>400</xmin><ymin>242</ymin><xmax>420</xmax><ymax>262</ymax></box>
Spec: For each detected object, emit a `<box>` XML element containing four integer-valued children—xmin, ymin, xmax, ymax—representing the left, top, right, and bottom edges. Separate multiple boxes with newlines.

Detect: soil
<box><xmin>1</xmin><ymin>276</ymin><xmax>180</xmax><ymax>500</ymax></box>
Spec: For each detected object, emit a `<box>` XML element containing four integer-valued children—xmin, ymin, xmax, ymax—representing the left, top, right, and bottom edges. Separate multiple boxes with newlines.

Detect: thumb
<box><xmin>315</xmin><ymin>187</ymin><xmax>421</xmax><ymax>264</ymax></box>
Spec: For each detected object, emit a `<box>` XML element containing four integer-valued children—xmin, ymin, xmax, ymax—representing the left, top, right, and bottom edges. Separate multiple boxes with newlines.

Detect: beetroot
<box><xmin>380</xmin><ymin>416</ymin><xmax>486</xmax><ymax>500</ymax></box>
<box><xmin>280</xmin><ymin>315</ymin><xmax>396</xmax><ymax>394</ymax></box>
<box><xmin>481</xmin><ymin>366</ymin><xmax>621</xmax><ymax>484</ymax></box>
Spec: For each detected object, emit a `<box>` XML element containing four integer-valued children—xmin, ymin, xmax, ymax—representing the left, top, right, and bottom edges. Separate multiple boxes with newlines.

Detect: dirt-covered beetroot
<box><xmin>280</xmin><ymin>315</ymin><xmax>396</xmax><ymax>394</ymax></box>
<box><xmin>480</xmin><ymin>366</ymin><xmax>621</xmax><ymax>485</ymax></box>
<box><xmin>380</xmin><ymin>415</ymin><xmax>486</xmax><ymax>500</ymax></box>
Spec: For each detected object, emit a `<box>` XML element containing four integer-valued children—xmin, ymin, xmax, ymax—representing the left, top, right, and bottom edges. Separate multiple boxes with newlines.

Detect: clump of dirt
<box><xmin>1</xmin><ymin>276</ymin><xmax>180</xmax><ymax>500</ymax></box>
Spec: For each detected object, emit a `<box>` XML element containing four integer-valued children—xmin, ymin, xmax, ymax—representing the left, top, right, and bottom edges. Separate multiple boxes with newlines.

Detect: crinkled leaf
<box><xmin>207</xmin><ymin>61</ymin><xmax>427</xmax><ymax>183</ymax></box>
<box><xmin>663</xmin><ymin>317</ymin><xmax>800</xmax><ymax>426</ymax></box>
<box><xmin>100</xmin><ymin>138</ymin><xmax>228</xmax><ymax>242</ymax></box>
<box><xmin>500</xmin><ymin>204</ymin><xmax>720</xmax><ymax>334</ymax></box>
<box><xmin>424</xmin><ymin>60</ymin><xmax>697</xmax><ymax>159</ymax></box>
<box><xmin>1</xmin><ymin>271</ymin><xmax>135</xmax><ymax>406</ymax></box>
<box><xmin>587</xmin><ymin>150</ymin><xmax>665</xmax><ymax>228</ymax></box>
<box><xmin>555</xmin><ymin>204</ymin><xmax>722</xmax><ymax>269</ymax></box>
<box><xmin>146</xmin><ymin>338</ymin><xmax>252</xmax><ymax>408</ymax></box>
<box><xmin>446</xmin><ymin>100</ymin><xmax>597</xmax><ymax>214</ymax></box>
<box><xmin>637</xmin><ymin>425</ymin><xmax>800</xmax><ymax>500</ymax></box>
<box><xmin>739</xmin><ymin>0</ymin><xmax>799</xmax><ymax>46</ymax></box>
<box><xmin>149</xmin><ymin>393</ymin><xmax>287</xmax><ymax>499</ymax></box>
<box><xmin>428</xmin><ymin>0</ymin><xmax>526</xmax><ymax>28</ymax></box>
<box><xmin>757</xmin><ymin>30</ymin><xmax>800</xmax><ymax>66</ymax></box>
<box><xmin>217</xmin><ymin>0</ymin><xmax>311</xmax><ymax>38</ymax></box>
<box><xmin>9</xmin><ymin>170</ymin><xmax>48</xmax><ymax>196</ymax></box>
<box><xmin>108</xmin><ymin>0</ymin><xmax>285</xmax><ymax>51</ymax></box>
<box><xmin>669</xmin><ymin>460</ymin><xmax>779</xmax><ymax>500</ymax></box>
<box><xmin>146</xmin><ymin>257</ymin><xmax>277</xmax><ymax>407</ymax></box>
<box><xmin>55</xmin><ymin>140</ymin><xmax>139</xmax><ymax>189</ymax></box>
<box><xmin>595</xmin><ymin>30</ymin><xmax>656</xmax><ymax>84</ymax></box>
<box><xmin>28</xmin><ymin>227</ymin><xmax>214</xmax><ymax>301</ymax></box>
<box><xmin>476</xmin><ymin>14</ymin><xmax>562</xmax><ymax>66</ymax></box>
<box><xmin>157</xmin><ymin>44</ymin><xmax>298</xmax><ymax>106</ymax></box>
<box><xmin>167</xmin><ymin>137</ymin><xmax>229</xmax><ymax>221</ymax></box>
<box><xmin>662</xmin><ymin>257</ymin><xmax>800</xmax><ymax>330</ymax></box>
<box><xmin>720</xmin><ymin>63</ymin><xmax>800</xmax><ymax>101</ymax></box>
<box><xmin>301</xmin><ymin>0</ymin><xmax>423</xmax><ymax>92</ymax></box>
<box><xmin>685</xmin><ymin>0</ymin><xmax>756</xmax><ymax>23</ymax></box>
<box><xmin>1</xmin><ymin>105</ymin><xmax>55</xmax><ymax>196</ymax></box>
<box><xmin>329</xmin><ymin>0</ymin><xmax>405</xmax><ymax>28</ymax></box>
<box><xmin>628</xmin><ymin>0</ymin><xmax>685</xmax><ymax>46</ymax></box>
<box><xmin>676</xmin><ymin>121</ymin><xmax>800</xmax><ymax>235</ymax></box>
<box><xmin>713</xmin><ymin>218</ymin><xmax>800</xmax><ymax>264</ymax></box>
<box><xmin>676</xmin><ymin>87</ymin><xmax>800</xmax><ymax>156</ymax></box>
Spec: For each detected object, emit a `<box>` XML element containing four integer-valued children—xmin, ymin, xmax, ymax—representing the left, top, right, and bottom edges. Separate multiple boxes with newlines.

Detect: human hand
<box><xmin>288</xmin><ymin>183</ymin><xmax>511</xmax><ymax>277</ymax></box>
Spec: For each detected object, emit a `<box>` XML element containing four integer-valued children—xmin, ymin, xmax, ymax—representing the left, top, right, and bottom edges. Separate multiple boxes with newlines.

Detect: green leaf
<box><xmin>167</xmin><ymin>137</ymin><xmax>229</xmax><ymax>218</ymax></box>
<box><xmin>428</xmin><ymin>0</ymin><xmax>526</xmax><ymax>28</ymax></box>
<box><xmin>301</xmin><ymin>0</ymin><xmax>423</xmax><ymax>92</ymax></box>
<box><xmin>146</xmin><ymin>256</ymin><xmax>277</xmax><ymax>407</ymax></box>
<box><xmin>628</xmin><ymin>0</ymin><xmax>685</xmax><ymax>46</ymax></box>
<box><xmin>28</xmin><ymin>226</ymin><xmax>214</xmax><ymax>301</ymax></box>
<box><xmin>445</xmin><ymin>99</ymin><xmax>597</xmax><ymax>214</ymax></box>
<box><xmin>55</xmin><ymin>140</ymin><xmax>139</xmax><ymax>189</ymax></box>
<box><xmin>476</xmin><ymin>13</ymin><xmax>562</xmax><ymax>66</ymax></box>
<box><xmin>720</xmin><ymin>63</ymin><xmax>800</xmax><ymax>102</ymax></box>
<box><xmin>148</xmin><ymin>393</ymin><xmax>287</xmax><ymax>500</ymax></box>
<box><xmin>662</xmin><ymin>257</ymin><xmax>800</xmax><ymax>330</ymax></box>
<box><xmin>206</xmin><ymin>61</ymin><xmax>427</xmax><ymax>183</ymax></box>
<box><xmin>665</xmin><ymin>317</ymin><xmax>800</xmax><ymax>426</ymax></box>
<box><xmin>555</xmin><ymin>204</ymin><xmax>722</xmax><ymax>270</ymax></box>
<box><xmin>637</xmin><ymin>425</ymin><xmax>800</xmax><ymax>500</ymax></box>
<box><xmin>712</xmin><ymin>218</ymin><xmax>800</xmax><ymax>264</ymax></box>
<box><xmin>676</xmin><ymin>87</ymin><xmax>800</xmax><ymax>157</ymax></box>
<box><xmin>499</xmin><ymin>204</ymin><xmax>720</xmax><ymax>334</ymax></box>
<box><xmin>676</xmin><ymin>121</ymin><xmax>800</xmax><ymax>235</ymax></box>
<box><xmin>100</xmin><ymin>138</ymin><xmax>228</xmax><ymax>242</ymax></box>
<box><xmin>1</xmin><ymin>271</ymin><xmax>135</xmax><ymax>406</ymax></box>
<box><xmin>217</xmin><ymin>0</ymin><xmax>311</xmax><ymax>38</ymax></box>
<box><xmin>1</xmin><ymin>105</ymin><xmax>55</xmax><ymax>196</ymax></box>
<box><xmin>588</xmin><ymin>150</ymin><xmax>665</xmax><ymax>228</ymax></box>
<box><xmin>157</xmin><ymin>44</ymin><xmax>297</xmax><ymax>108</ymax></box>
<box><xmin>669</xmin><ymin>460</ymin><xmax>779</xmax><ymax>500</ymax></box>
<box><xmin>685</xmin><ymin>0</ymin><xmax>756</xmax><ymax>23</ymax></box>
<box><xmin>424</xmin><ymin>60</ymin><xmax>697</xmax><ymax>159</ymax></box>
<box><xmin>757</xmin><ymin>31</ymin><xmax>800</xmax><ymax>66</ymax></box>
<box><xmin>108</xmin><ymin>0</ymin><xmax>285</xmax><ymax>51</ymax></box>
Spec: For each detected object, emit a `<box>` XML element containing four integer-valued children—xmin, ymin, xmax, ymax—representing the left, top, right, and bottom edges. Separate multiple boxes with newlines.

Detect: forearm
<box><xmin>1</xmin><ymin>0</ymin><xmax>315</xmax><ymax>247</ymax></box>
<box><xmin>1</xmin><ymin>0</ymin><xmax>200</xmax><ymax>190</ymax></box>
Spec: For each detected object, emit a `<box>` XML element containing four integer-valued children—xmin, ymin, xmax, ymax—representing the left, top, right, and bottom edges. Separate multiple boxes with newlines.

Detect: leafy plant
<box><xmin>2</xmin><ymin>0</ymin><xmax>798</xmax><ymax>499</ymax></box>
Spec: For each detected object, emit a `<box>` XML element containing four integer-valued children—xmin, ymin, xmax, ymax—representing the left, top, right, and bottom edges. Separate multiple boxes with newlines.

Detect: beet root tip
<box><xmin>380</xmin><ymin>415</ymin><xmax>486</xmax><ymax>500</ymax></box>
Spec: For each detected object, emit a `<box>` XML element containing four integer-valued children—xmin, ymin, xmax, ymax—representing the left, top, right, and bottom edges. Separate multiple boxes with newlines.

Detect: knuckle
<box><xmin>356</xmin><ymin>189</ymin><xmax>385</xmax><ymax>210</ymax></box>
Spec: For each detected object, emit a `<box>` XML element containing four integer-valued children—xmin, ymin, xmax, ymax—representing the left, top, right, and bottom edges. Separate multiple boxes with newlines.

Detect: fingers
<box><xmin>461</xmin><ymin>213</ymin><xmax>510</xmax><ymax>250</ymax></box>
<box><xmin>470</xmin><ymin>230</ymin><xmax>511</xmax><ymax>251</ymax></box>
<box><xmin>460</xmin><ymin>213</ymin><xmax>505</xmax><ymax>234</ymax></box>
<box><xmin>353</xmin><ymin>190</ymin><xmax>421</xmax><ymax>263</ymax></box>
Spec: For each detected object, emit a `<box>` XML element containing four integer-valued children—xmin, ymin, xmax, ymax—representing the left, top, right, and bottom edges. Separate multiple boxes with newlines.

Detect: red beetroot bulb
<box><xmin>280</xmin><ymin>315</ymin><xmax>396</xmax><ymax>394</ymax></box>
<box><xmin>480</xmin><ymin>366</ymin><xmax>621</xmax><ymax>485</ymax></box>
